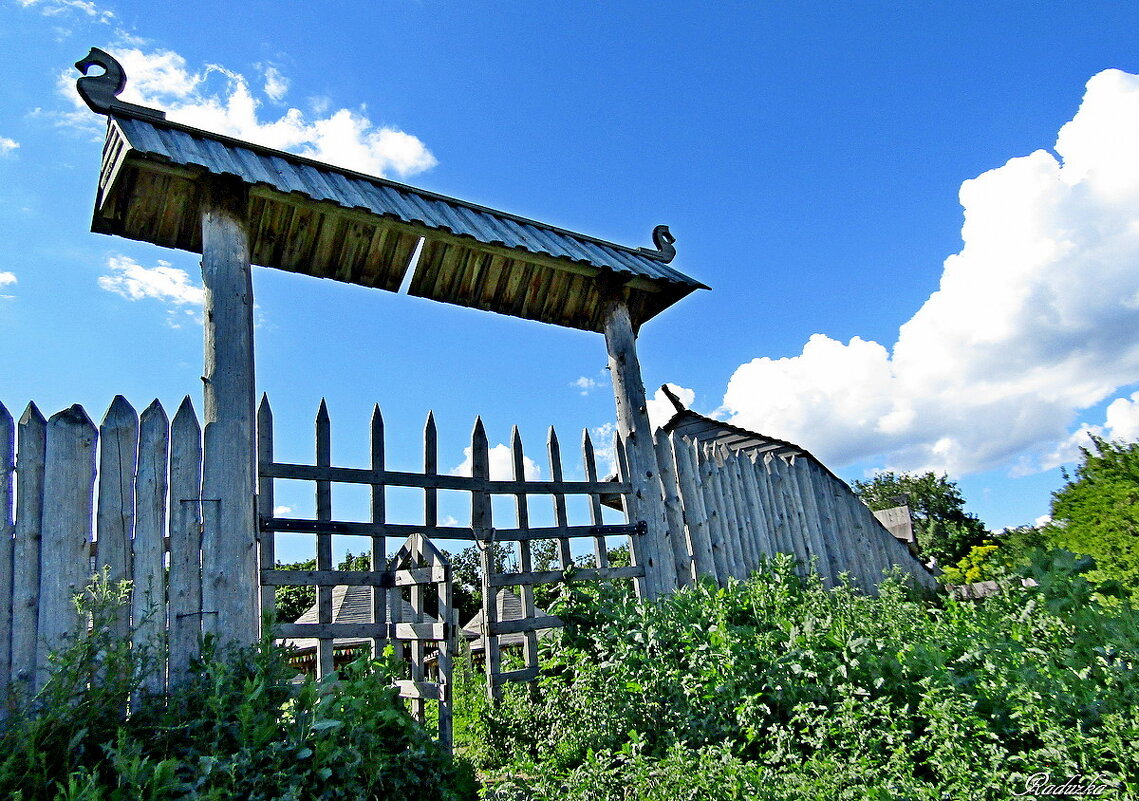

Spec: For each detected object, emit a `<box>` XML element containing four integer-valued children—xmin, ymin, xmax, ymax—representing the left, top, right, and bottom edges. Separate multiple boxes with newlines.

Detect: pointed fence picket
<box><xmin>0</xmin><ymin>396</ymin><xmax>209</xmax><ymax>706</ymax></box>
<box><xmin>257</xmin><ymin>397</ymin><xmax>649</xmax><ymax>705</ymax></box>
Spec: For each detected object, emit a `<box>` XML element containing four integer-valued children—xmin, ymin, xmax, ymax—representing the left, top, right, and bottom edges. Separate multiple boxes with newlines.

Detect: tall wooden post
<box><xmin>602</xmin><ymin>289</ymin><xmax>674</xmax><ymax>598</ymax></box>
<box><xmin>199</xmin><ymin>175</ymin><xmax>259</xmax><ymax>647</ymax></box>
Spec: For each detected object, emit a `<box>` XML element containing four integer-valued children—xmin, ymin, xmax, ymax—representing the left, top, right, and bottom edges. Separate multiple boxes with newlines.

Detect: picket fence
<box><xmin>0</xmin><ymin>396</ymin><xmax>212</xmax><ymax>711</ymax></box>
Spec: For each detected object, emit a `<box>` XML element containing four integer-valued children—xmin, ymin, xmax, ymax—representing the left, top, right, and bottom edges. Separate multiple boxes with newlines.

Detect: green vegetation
<box><xmin>457</xmin><ymin>554</ymin><xmax>1138</xmax><ymax>800</ymax></box>
<box><xmin>1047</xmin><ymin>436</ymin><xmax>1139</xmax><ymax>589</ymax></box>
<box><xmin>942</xmin><ymin>437</ymin><xmax>1139</xmax><ymax>594</ymax></box>
<box><xmin>2</xmin><ymin>572</ymin><xmax>475</xmax><ymax>801</ymax></box>
<box><xmin>853</xmin><ymin>471</ymin><xmax>988</xmax><ymax>565</ymax></box>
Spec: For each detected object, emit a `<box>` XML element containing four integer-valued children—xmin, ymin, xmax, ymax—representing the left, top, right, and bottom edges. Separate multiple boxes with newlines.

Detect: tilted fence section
<box><xmin>0</xmin><ymin>396</ymin><xmax>209</xmax><ymax>712</ymax></box>
<box><xmin>257</xmin><ymin>397</ymin><xmax>647</xmax><ymax>703</ymax></box>
<box><xmin>651</xmin><ymin>411</ymin><xmax>938</xmax><ymax>593</ymax></box>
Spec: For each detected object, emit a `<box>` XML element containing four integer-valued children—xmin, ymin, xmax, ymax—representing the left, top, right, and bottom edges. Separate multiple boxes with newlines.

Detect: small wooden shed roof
<box><xmin>80</xmin><ymin>51</ymin><xmax>707</xmax><ymax>333</ymax></box>
<box><xmin>461</xmin><ymin>589</ymin><xmax>559</xmax><ymax>653</ymax></box>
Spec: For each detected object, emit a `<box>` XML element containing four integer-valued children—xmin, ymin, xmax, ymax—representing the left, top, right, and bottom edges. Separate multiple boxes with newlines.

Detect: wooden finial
<box><xmin>660</xmin><ymin>384</ymin><xmax>687</xmax><ymax>414</ymax></box>
<box><xmin>638</xmin><ymin>225</ymin><xmax>676</xmax><ymax>263</ymax></box>
<box><xmin>74</xmin><ymin>47</ymin><xmax>165</xmax><ymax>120</ymax></box>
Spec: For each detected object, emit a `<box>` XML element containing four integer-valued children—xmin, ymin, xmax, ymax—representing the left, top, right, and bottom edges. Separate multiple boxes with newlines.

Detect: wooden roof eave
<box><xmin>94</xmin><ymin>134</ymin><xmax>691</xmax><ymax>332</ymax></box>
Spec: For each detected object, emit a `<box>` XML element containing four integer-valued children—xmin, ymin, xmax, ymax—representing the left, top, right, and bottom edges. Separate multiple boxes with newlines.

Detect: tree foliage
<box><xmin>1047</xmin><ymin>436</ymin><xmax>1139</xmax><ymax>590</ymax></box>
<box><xmin>852</xmin><ymin>471</ymin><xmax>988</xmax><ymax>565</ymax></box>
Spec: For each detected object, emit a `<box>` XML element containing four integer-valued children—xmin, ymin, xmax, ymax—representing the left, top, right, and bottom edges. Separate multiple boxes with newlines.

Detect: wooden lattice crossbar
<box><xmin>469</xmin><ymin>421</ymin><xmax>647</xmax><ymax>700</ymax></box>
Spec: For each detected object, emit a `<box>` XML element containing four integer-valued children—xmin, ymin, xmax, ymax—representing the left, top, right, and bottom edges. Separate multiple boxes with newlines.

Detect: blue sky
<box><xmin>2</xmin><ymin>0</ymin><xmax>1138</xmax><ymax>562</ymax></box>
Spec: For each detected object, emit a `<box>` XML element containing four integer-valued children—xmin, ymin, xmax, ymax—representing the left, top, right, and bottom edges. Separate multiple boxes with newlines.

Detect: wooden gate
<box><xmin>257</xmin><ymin>399</ymin><xmax>458</xmax><ymax>748</ymax></box>
<box><xmin>255</xmin><ymin>395</ymin><xmax>651</xmax><ymax>708</ymax></box>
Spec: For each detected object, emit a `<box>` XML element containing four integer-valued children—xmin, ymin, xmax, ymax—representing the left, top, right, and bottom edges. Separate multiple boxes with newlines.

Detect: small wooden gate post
<box><xmin>200</xmin><ymin>175</ymin><xmax>259</xmax><ymax>647</ymax></box>
<box><xmin>601</xmin><ymin>290</ymin><xmax>673</xmax><ymax>598</ymax></box>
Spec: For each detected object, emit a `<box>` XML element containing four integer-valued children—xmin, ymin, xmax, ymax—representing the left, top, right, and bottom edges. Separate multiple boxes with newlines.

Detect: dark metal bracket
<box><xmin>588</xmin><ymin>521</ymin><xmax>647</xmax><ymax>537</ymax></box>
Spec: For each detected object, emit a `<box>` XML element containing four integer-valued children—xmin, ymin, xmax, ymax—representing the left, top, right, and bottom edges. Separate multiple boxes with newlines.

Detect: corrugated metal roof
<box><xmin>111</xmin><ymin>115</ymin><xmax>707</xmax><ymax>290</ymax></box>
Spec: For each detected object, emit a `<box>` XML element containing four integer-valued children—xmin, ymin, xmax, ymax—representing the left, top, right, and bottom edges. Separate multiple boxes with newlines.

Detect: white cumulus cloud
<box><xmin>0</xmin><ymin>272</ymin><xmax>16</xmax><ymax>287</ymax></box>
<box><xmin>451</xmin><ymin>443</ymin><xmax>542</xmax><ymax>481</ymax></box>
<box><xmin>720</xmin><ymin>69</ymin><xmax>1139</xmax><ymax>476</ymax></box>
<box><xmin>0</xmin><ymin>137</ymin><xmax>19</xmax><ymax>156</ymax></box>
<box><xmin>1104</xmin><ymin>391</ymin><xmax>1139</xmax><ymax>441</ymax></box>
<box><xmin>59</xmin><ymin>47</ymin><xmax>436</xmax><ymax>178</ymax></box>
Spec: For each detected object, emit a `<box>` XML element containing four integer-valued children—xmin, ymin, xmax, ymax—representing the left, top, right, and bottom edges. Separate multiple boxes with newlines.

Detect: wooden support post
<box><xmin>200</xmin><ymin>174</ymin><xmax>258</xmax><ymax>648</ymax></box>
<box><xmin>601</xmin><ymin>292</ymin><xmax>672</xmax><ymax>598</ymax></box>
<box><xmin>0</xmin><ymin>403</ymin><xmax>13</xmax><ymax>716</ymax></box>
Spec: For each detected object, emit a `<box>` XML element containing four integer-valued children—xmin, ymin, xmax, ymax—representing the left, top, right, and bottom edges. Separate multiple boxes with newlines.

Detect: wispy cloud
<box><xmin>57</xmin><ymin>46</ymin><xmax>437</xmax><ymax>178</ymax></box>
<box><xmin>260</xmin><ymin>64</ymin><xmax>289</xmax><ymax>103</ymax></box>
<box><xmin>571</xmin><ymin>374</ymin><xmax>603</xmax><ymax>396</ymax></box>
<box><xmin>0</xmin><ymin>137</ymin><xmax>19</xmax><ymax>156</ymax></box>
<box><xmin>719</xmin><ymin>69</ymin><xmax>1139</xmax><ymax>477</ymax></box>
<box><xmin>97</xmin><ymin>255</ymin><xmax>206</xmax><ymax>327</ymax></box>
<box><xmin>15</xmin><ymin>0</ymin><xmax>114</xmax><ymax>23</ymax></box>
<box><xmin>0</xmin><ymin>270</ymin><xmax>15</xmax><ymax>300</ymax></box>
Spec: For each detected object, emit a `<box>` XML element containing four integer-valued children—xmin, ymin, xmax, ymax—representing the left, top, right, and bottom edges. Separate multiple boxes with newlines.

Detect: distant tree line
<box><xmin>853</xmin><ymin>436</ymin><xmax>1139</xmax><ymax>593</ymax></box>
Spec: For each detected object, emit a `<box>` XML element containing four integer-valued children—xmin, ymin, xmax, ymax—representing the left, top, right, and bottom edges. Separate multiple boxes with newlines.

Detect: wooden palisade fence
<box><xmin>0</xmin><ymin>396</ymin><xmax>208</xmax><ymax>711</ymax></box>
<box><xmin>648</xmin><ymin>403</ymin><xmax>938</xmax><ymax>594</ymax></box>
<box><xmin>0</xmin><ymin>390</ymin><xmax>935</xmax><ymax>725</ymax></box>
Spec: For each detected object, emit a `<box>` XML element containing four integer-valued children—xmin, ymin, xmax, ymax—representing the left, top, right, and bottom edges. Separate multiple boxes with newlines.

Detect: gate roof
<box><xmin>82</xmin><ymin>54</ymin><xmax>708</xmax><ymax>333</ymax></box>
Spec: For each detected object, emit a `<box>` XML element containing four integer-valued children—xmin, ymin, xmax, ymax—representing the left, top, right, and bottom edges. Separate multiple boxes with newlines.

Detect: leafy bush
<box><xmin>939</xmin><ymin>541</ymin><xmax>1003</xmax><ymax>584</ymax></box>
<box><xmin>1</xmin><ymin>572</ymin><xmax>476</xmax><ymax>801</ymax></box>
<box><xmin>460</xmin><ymin>553</ymin><xmax>1138</xmax><ymax>799</ymax></box>
<box><xmin>1049</xmin><ymin>436</ymin><xmax>1139</xmax><ymax>591</ymax></box>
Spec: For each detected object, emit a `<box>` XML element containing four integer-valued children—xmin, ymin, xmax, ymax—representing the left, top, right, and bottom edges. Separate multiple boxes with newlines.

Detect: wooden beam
<box><xmin>200</xmin><ymin>174</ymin><xmax>258</xmax><ymax>648</ymax></box>
<box><xmin>601</xmin><ymin>292</ymin><xmax>672</xmax><ymax>598</ymax></box>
